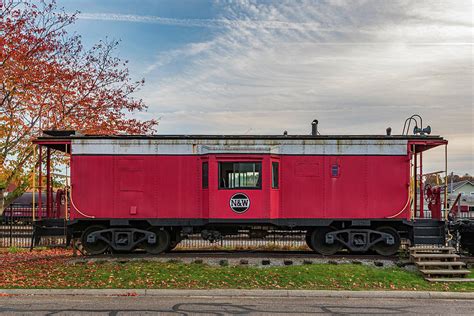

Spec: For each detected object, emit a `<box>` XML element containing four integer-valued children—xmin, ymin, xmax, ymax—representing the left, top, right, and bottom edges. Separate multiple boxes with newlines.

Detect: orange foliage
<box><xmin>0</xmin><ymin>0</ymin><xmax>157</xmax><ymax>206</ymax></box>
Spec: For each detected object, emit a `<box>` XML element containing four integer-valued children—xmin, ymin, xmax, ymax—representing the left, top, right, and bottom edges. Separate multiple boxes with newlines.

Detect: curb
<box><xmin>0</xmin><ymin>289</ymin><xmax>473</xmax><ymax>299</ymax></box>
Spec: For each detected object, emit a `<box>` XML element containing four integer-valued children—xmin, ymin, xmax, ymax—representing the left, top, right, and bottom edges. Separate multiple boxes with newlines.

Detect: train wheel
<box><xmin>81</xmin><ymin>225</ymin><xmax>109</xmax><ymax>255</ymax></box>
<box><xmin>310</xmin><ymin>227</ymin><xmax>343</xmax><ymax>255</ymax></box>
<box><xmin>144</xmin><ymin>228</ymin><xmax>170</xmax><ymax>255</ymax></box>
<box><xmin>371</xmin><ymin>226</ymin><xmax>400</xmax><ymax>256</ymax></box>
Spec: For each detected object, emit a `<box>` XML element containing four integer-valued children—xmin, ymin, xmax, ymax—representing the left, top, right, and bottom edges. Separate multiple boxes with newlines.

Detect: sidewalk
<box><xmin>1</xmin><ymin>289</ymin><xmax>473</xmax><ymax>299</ymax></box>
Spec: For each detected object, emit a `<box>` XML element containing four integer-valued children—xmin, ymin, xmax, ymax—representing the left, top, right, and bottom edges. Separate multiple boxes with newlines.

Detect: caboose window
<box><xmin>272</xmin><ymin>162</ymin><xmax>279</xmax><ymax>189</ymax></box>
<box><xmin>219</xmin><ymin>162</ymin><xmax>262</xmax><ymax>189</ymax></box>
<box><xmin>202</xmin><ymin>162</ymin><xmax>209</xmax><ymax>188</ymax></box>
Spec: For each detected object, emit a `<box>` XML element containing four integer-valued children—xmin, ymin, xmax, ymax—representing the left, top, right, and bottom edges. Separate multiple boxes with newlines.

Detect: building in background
<box><xmin>446</xmin><ymin>181</ymin><xmax>474</xmax><ymax>218</ymax></box>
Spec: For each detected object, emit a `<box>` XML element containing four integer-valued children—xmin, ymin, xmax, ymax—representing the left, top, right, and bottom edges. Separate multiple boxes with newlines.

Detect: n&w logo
<box><xmin>229</xmin><ymin>193</ymin><xmax>250</xmax><ymax>213</ymax></box>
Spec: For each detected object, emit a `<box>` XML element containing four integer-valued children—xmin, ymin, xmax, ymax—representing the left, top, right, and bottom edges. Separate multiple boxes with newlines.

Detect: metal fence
<box><xmin>0</xmin><ymin>224</ymin><xmax>67</xmax><ymax>248</ymax></box>
<box><xmin>176</xmin><ymin>233</ymin><xmax>308</xmax><ymax>251</ymax></box>
<box><xmin>0</xmin><ymin>224</ymin><xmax>32</xmax><ymax>248</ymax></box>
<box><xmin>0</xmin><ymin>206</ymin><xmax>66</xmax><ymax>248</ymax></box>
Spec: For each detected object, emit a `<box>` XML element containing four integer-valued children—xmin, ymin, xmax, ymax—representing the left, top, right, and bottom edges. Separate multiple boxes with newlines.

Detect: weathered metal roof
<box><xmin>38</xmin><ymin>131</ymin><xmax>445</xmax><ymax>141</ymax></box>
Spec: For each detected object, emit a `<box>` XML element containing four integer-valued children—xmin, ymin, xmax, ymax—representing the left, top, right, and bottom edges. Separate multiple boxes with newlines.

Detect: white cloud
<box><xmin>78</xmin><ymin>12</ymin><xmax>374</xmax><ymax>33</ymax></box>
<box><xmin>133</xmin><ymin>0</ymin><xmax>472</xmax><ymax>173</ymax></box>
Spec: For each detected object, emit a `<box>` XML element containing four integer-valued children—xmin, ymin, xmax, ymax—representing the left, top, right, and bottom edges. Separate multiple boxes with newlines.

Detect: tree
<box><xmin>0</xmin><ymin>0</ymin><xmax>157</xmax><ymax>212</ymax></box>
<box><xmin>424</xmin><ymin>173</ymin><xmax>473</xmax><ymax>187</ymax></box>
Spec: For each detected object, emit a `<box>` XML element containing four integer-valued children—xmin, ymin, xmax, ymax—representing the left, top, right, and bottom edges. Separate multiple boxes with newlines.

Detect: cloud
<box><xmin>78</xmin><ymin>12</ymin><xmax>381</xmax><ymax>34</ymax></box>
<box><xmin>133</xmin><ymin>0</ymin><xmax>472</xmax><ymax>173</ymax></box>
<box><xmin>77</xmin><ymin>12</ymin><xmax>351</xmax><ymax>32</ymax></box>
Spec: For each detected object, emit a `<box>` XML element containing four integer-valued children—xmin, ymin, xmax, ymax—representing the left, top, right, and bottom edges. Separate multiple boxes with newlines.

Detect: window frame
<box><xmin>272</xmin><ymin>161</ymin><xmax>279</xmax><ymax>189</ymax></box>
<box><xmin>218</xmin><ymin>161</ymin><xmax>262</xmax><ymax>190</ymax></box>
<box><xmin>202</xmin><ymin>161</ymin><xmax>209</xmax><ymax>189</ymax></box>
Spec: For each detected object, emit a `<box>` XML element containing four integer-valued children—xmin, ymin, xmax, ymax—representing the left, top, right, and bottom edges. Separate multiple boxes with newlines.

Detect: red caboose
<box><xmin>33</xmin><ymin>120</ymin><xmax>447</xmax><ymax>255</ymax></box>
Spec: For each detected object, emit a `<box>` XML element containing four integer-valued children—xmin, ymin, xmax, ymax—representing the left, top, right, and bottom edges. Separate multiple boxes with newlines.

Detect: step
<box><xmin>420</xmin><ymin>269</ymin><xmax>471</xmax><ymax>275</ymax></box>
<box><xmin>414</xmin><ymin>226</ymin><xmax>442</xmax><ymax>235</ymax></box>
<box><xmin>410</xmin><ymin>245</ymin><xmax>454</xmax><ymax>249</ymax></box>
<box><xmin>412</xmin><ymin>219</ymin><xmax>445</xmax><ymax>227</ymax></box>
<box><xmin>426</xmin><ymin>278</ymin><xmax>474</xmax><ymax>283</ymax></box>
<box><xmin>411</xmin><ymin>253</ymin><xmax>459</xmax><ymax>259</ymax></box>
<box><xmin>34</xmin><ymin>219</ymin><xmax>66</xmax><ymax>227</ymax></box>
<box><xmin>410</xmin><ymin>246</ymin><xmax>454</xmax><ymax>253</ymax></box>
<box><xmin>416</xmin><ymin>261</ymin><xmax>466</xmax><ymax>267</ymax></box>
<box><xmin>413</xmin><ymin>236</ymin><xmax>445</xmax><ymax>245</ymax></box>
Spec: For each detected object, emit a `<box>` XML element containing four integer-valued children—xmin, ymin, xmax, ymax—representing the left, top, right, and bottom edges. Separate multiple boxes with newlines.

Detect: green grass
<box><xmin>3</xmin><ymin>259</ymin><xmax>474</xmax><ymax>291</ymax></box>
<box><xmin>6</xmin><ymin>246</ymin><xmax>24</xmax><ymax>254</ymax></box>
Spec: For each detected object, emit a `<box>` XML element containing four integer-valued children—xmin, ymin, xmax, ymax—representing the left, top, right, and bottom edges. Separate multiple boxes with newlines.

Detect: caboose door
<box><xmin>209</xmin><ymin>157</ymin><xmax>268</xmax><ymax>220</ymax></box>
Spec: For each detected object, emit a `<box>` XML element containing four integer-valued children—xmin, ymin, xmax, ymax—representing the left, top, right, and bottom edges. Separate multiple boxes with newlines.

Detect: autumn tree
<box><xmin>0</xmin><ymin>0</ymin><xmax>157</xmax><ymax>212</ymax></box>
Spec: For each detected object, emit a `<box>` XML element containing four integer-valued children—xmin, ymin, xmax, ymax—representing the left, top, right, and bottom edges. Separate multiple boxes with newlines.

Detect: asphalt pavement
<box><xmin>0</xmin><ymin>294</ymin><xmax>473</xmax><ymax>315</ymax></box>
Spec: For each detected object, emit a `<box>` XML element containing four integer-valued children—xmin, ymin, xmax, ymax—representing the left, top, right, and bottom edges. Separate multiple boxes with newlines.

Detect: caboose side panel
<box><xmin>114</xmin><ymin>157</ymin><xmax>148</xmax><ymax>218</ymax></box>
<box><xmin>155</xmin><ymin>156</ymin><xmax>200</xmax><ymax>219</ymax></box>
<box><xmin>70</xmin><ymin>154</ymin><xmax>201</xmax><ymax>220</ymax></box>
<box><xmin>71</xmin><ymin>156</ymin><xmax>115</xmax><ymax>219</ymax></box>
<box><xmin>279</xmin><ymin>156</ymin><xmax>324</xmax><ymax>218</ymax></box>
<box><xmin>365</xmin><ymin>155</ymin><xmax>409</xmax><ymax>218</ymax></box>
<box><xmin>278</xmin><ymin>155</ymin><xmax>409</xmax><ymax>219</ymax></box>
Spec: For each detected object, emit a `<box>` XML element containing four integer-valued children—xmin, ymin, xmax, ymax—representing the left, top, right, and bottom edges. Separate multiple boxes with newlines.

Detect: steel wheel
<box><xmin>143</xmin><ymin>228</ymin><xmax>171</xmax><ymax>255</ymax></box>
<box><xmin>311</xmin><ymin>227</ymin><xmax>343</xmax><ymax>255</ymax></box>
<box><xmin>81</xmin><ymin>225</ymin><xmax>109</xmax><ymax>255</ymax></box>
<box><xmin>371</xmin><ymin>226</ymin><xmax>401</xmax><ymax>256</ymax></box>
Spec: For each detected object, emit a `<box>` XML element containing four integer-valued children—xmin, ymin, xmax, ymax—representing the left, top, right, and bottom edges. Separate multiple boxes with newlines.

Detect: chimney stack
<box><xmin>311</xmin><ymin>119</ymin><xmax>318</xmax><ymax>136</ymax></box>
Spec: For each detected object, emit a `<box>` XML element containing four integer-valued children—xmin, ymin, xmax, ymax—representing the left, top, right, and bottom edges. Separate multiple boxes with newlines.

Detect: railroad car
<box><xmin>33</xmin><ymin>119</ymin><xmax>453</xmax><ymax>255</ymax></box>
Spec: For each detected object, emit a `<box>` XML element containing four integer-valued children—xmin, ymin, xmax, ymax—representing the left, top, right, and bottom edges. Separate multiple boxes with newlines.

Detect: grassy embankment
<box><xmin>1</xmin><ymin>248</ymin><xmax>473</xmax><ymax>291</ymax></box>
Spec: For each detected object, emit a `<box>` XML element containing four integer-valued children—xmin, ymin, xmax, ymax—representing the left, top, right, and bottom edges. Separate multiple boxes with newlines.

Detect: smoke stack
<box><xmin>311</xmin><ymin>119</ymin><xmax>318</xmax><ymax>136</ymax></box>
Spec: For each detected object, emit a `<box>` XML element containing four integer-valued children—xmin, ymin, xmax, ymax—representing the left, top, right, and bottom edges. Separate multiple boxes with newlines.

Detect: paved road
<box><xmin>0</xmin><ymin>295</ymin><xmax>473</xmax><ymax>315</ymax></box>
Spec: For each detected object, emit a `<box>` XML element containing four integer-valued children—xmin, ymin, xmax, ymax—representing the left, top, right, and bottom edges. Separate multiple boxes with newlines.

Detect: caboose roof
<box><xmin>37</xmin><ymin>130</ymin><xmax>445</xmax><ymax>141</ymax></box>
<box><xmin>34</xmin><ymin>130</ymin><xmax>446</xmax><ymax>155</ymax></box>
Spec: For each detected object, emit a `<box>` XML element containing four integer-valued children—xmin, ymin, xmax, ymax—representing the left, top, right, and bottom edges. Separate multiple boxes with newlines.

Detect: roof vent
<box><xmin>311</xmin><ymin>119</ymin><xmax>318</xmax><ymax>136</ymax></box>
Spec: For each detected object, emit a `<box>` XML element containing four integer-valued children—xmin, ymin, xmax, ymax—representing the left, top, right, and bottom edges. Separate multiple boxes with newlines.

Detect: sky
<box><xmin>59</xmin><ymin>0</ymin><xmax>472</xmax><ymax>174</ymax></box>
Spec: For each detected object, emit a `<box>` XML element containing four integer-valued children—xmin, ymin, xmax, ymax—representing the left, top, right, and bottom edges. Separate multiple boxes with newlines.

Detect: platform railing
<box><xmin>414</xmin><ymin>208</ymin><xmax>474</xmax><ymax>220</ymax></box>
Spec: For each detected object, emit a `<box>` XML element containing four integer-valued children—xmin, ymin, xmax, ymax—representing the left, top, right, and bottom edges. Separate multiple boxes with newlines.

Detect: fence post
<box><xmin>9</xmin><ymin>205</ymin><xmax>13</xmax><ymax>247</ymax></box>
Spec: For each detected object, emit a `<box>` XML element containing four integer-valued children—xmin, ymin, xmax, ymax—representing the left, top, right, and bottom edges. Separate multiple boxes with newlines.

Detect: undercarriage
<box><xmin>71</xmin><ymin>221</ymin><xmax>407</xmax><ymax>256</ymax></box>
<box><xmin>32</xmin><ymin>217</ymin><xmax>473</xmax><ymax>257</ymax></box>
